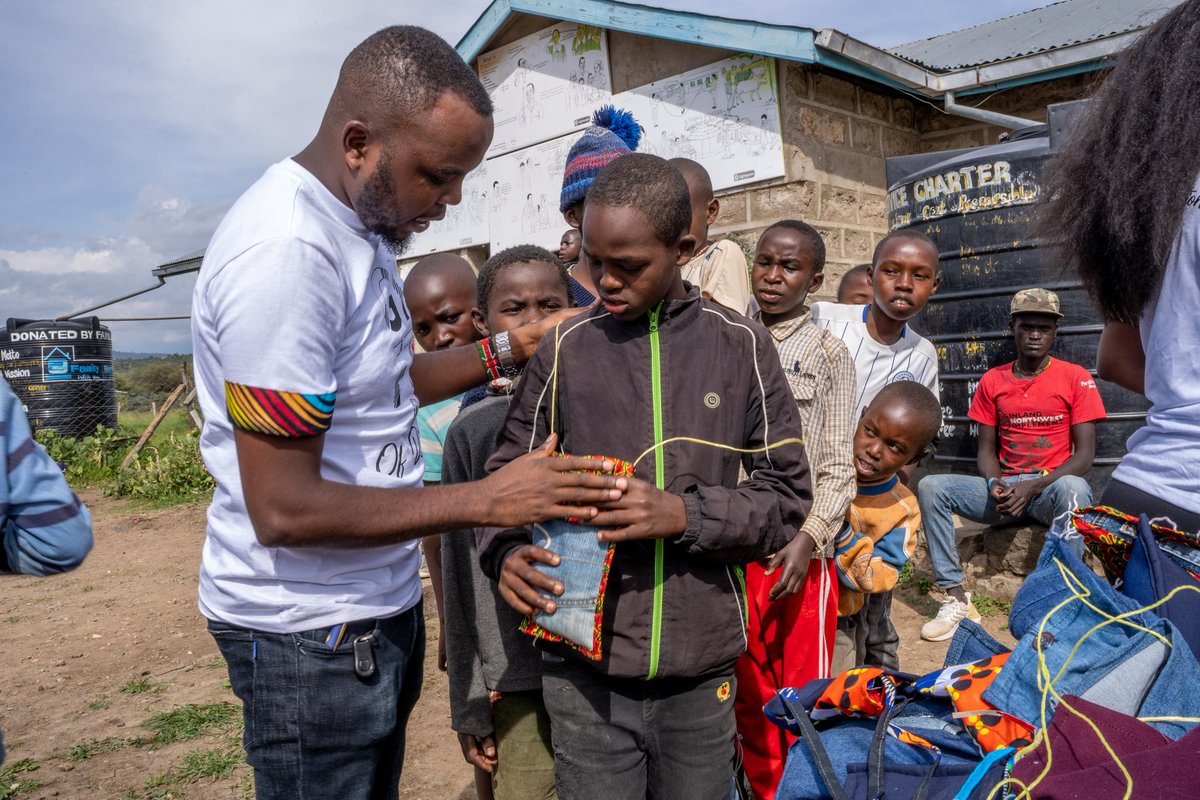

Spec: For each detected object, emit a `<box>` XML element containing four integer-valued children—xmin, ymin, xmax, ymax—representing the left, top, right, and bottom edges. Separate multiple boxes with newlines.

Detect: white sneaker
<box><xmin>921</xmin><ymin>592</ymin><xmax>982</xmax><ymax>642</ymax></box>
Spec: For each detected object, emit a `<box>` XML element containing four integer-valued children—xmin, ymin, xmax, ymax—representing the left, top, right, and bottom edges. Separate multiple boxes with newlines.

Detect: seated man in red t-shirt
<box><xmin>917</xmin><ymin>289</ymin><xmax>1106</xmax><ymax>641</ymax></box>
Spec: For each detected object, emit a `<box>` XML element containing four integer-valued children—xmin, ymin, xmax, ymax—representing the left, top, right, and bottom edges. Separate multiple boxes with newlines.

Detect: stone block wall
<box><xmin>711</xmin><ymin>64</ymin><xmax>918</xmax><ymax>299</ymax></box>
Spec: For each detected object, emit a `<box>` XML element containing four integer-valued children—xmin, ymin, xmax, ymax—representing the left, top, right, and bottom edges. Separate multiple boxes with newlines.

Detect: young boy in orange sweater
<box><xmin>831</xmin><ymin>381</ymin><xmax>941</xmax><ymax>672</ymax></box>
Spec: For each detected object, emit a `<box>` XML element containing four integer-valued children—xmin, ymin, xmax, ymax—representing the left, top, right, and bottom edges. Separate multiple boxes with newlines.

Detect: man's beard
<box><xmin>357</xmin><ymin>154</ymin><xmax>412</xmax><ymax>257</ymax></box>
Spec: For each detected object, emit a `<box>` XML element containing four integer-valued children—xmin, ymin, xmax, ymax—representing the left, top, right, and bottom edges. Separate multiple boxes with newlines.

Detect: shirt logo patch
<box><xmin>890</xmin><ymin>371</ymin><xmax>917</xmax><ymax>383</ymax></box>
<box><xmin>704</xmin><ymin>392</ymin><xmax>721</xmax><ymax>409</ymax></box>
<box><xmin>717</xmin><ymin>680</ymin><xmax>732</xmax><ymax>702</ymax></box>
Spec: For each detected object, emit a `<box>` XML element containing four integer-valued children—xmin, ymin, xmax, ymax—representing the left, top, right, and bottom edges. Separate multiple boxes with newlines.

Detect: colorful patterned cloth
<box><xmin>1073</xmin><ymin>505</ymin><xmax>1200</xmax><ymax>580</ymax></box>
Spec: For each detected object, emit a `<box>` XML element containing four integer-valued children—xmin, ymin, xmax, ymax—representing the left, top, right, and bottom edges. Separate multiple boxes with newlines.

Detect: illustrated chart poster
<box><xmin>478</xmin><ymin>22</ymin><xmax>611</xmax><ymax>158</ymax></box>
<box><xmin>613</xmin><ymin>54</ymin><xmax>784</xmax><ymax>191</ymax></box>
<box><xmin>486</xmin><ymin>132</ymin><xmax>578</xmax><ymax>253</ymax></box>
<box><xmin>409</xmin><ymin>165</ymin><xmax>490</xmax><ymax>255</ymax></box>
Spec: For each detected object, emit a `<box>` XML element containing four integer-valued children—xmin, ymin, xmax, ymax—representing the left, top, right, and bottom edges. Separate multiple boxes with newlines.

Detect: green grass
<box><xmin>0</xmin><ymin>759</ymin><xmax>40</xmax><ymax>799</ymax></box>
<box><xmin>3</xmin><ymin>616</ymin><xmax>26</xmax><ymax>624</ymax></box>
<box><xmin>121</xmin><ymin>676</ymin><xmax>166</xmax><ymax>695</ymax></box>
<box><xmin>203</xmin><ymin>656</ymin><xmax>226</xmax><ymax>670</ymax></box>
<box><xmin>173</xmin><ymin>747</ymin><xmax>243</xmax><ymax>781</ymax></box>
<box><xmin>140</xmin><ymin>702</ymin><xmax>240</xmax><ymax>746</ymax></box>
<box><xmin>973</xmin><ymin>592</ymin><xmax>1012</xmax><ymax>618</ymax></box>
<box><xmin>63</xmin><ymin>736</ymin><xmax>126</xmax><ymax>762</ymax></box>
<box><xmin>118</xmin><ymin>409</ymin><xmax>192</xmax><ymax>443</ymax></box>
<box><xmin>82</xmin><ymin>584</ymin><xmax>96</xmax><ymax>592</ymax></box>
<box><xmin>87</xmin><ymin>694</ymin><xmax>110</xmax><ymax>710</ymax></box>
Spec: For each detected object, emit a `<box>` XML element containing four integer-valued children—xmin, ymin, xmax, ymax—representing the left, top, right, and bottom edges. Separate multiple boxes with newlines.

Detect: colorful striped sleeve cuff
<box><xmin>224</xmin><ymin>382</ymin><xmax>335</xmax><ymax>437</ymax></box>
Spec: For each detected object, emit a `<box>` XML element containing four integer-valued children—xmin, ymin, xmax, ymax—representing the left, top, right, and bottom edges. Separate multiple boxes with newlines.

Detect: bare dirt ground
<box><xmin>0</xmin><ymin>492</ymin><xmax>1012</xmax><ymax>799</ymax></box>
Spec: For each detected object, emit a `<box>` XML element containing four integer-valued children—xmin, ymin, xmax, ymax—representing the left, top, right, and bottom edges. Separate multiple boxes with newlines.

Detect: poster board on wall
<box><xmin>486</xmin><ymin>131</ymin><xmax>578</xmax><ymax>253</ymax></box>
<box><xmin>408</xmin><ymin>165</ymin><xmax>491</xmax><ymax>255</ymax></box>
<box><xmin>478</xmin><ymin>21</ymin><xmax>612</xmax><ymax>158</ymax></box>
<box><xmin>613</xmin><ymin>54</ymin><xmax>784</xmax><ymax>191</ymax></box>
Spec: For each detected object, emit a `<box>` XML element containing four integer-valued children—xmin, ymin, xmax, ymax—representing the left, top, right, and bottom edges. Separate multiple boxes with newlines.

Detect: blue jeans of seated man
<box><xmin>209</xmin><ymin>603</ymin><xmax>425</xmax><ymax>800</ymax></box>
<box><xmin>918</xmin><ymin>472</ymin><xmax>1092</xmax><ymax>589</ymax></box>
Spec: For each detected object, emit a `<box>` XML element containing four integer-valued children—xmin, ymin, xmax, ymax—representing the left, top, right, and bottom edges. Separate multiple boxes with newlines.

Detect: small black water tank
<box><xmin>884</xmin><ymin>102</ymin><xmax>1148</xmax><ymax>490</ymax></box>
<box><xmin>1</xmin><ymin>317</ymin><xmax>117</xmax><ymax>438</ymax></box>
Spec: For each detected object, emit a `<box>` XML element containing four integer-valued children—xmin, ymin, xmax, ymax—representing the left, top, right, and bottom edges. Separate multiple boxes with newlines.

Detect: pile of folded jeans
<box><xmin>770</xmin><ymin>521</ymin><xmax>1200</xmax><ymax>800</ymax></box>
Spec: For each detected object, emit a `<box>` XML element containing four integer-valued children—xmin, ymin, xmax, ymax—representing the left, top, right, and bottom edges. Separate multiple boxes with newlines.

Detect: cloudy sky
<box><xmin>1</xmin><ymin>0</ymin><xmax>1051</xmax><ymax>353</ymax></box>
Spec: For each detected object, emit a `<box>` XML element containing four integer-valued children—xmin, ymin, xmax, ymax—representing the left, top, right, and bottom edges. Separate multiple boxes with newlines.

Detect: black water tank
<box><xmin>884</xmin><ymin>102</ymin><xmax>1147</xmax><ymax>490</ymax></box>
<box><xmin>0</xmin><ymin>317</ymin><xmax>117</xmax><ymax>438</ymax></box>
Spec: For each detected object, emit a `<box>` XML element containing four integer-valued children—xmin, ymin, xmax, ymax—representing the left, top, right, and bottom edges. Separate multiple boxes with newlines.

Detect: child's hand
<box><xmin>457</xmin><ymin>732</ymin><xmax>497</xmax><ymax>772</ymax></box>
<box><xmin>591</xmin><ymin>477</ymin><xmax>688</xmax><ymax>542</ymax></box>
<box><xmin>764</xmin><ymin>532</ymin><xmax>815</xmax><ymax>600</ymax></box>
<box><xmin>498</xmin><ymin>544</ymin><xmax>563</xmax><ymax>616</ymax></box>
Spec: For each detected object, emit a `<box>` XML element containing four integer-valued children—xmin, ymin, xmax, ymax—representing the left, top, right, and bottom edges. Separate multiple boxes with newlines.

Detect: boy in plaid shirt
<box><xmin>736</xmin><ymin>220</ymin><xmax>856</xmax><ymax>799</ymax></box>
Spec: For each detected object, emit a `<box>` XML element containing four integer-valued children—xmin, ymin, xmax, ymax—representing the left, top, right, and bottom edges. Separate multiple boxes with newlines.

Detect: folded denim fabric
<box><xmin>521</xmin><ymin>517</ymin><xmax>614</xmax><ymax>660</ymax></box>
<box><xmin>982</xmin><ymin>536</ymin><xmax>1200</xmax><ymax>739</ymax></box>
<box><xmin>1011</xmin><ymin>694</ymin><xmax>1200</xmax><ymax>798</ymax></box>
<box><xmin>1122</xmin><ymin>513</ymin><xmax>1200</xmax><ymax>658</ymax></box>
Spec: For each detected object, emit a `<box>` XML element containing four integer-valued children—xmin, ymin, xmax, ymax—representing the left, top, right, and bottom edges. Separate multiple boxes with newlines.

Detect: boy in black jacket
<box><xmin>478</xmin><ymin>154</ymin><xmax>812</xmax><ymax>800</ymax></box>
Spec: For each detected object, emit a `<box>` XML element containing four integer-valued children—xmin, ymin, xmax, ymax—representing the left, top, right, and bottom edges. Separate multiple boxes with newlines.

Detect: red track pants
<box><xmin>734</xmin><ymin>558</ymin><xmax>836</xmax><ymax>800</ymax></box>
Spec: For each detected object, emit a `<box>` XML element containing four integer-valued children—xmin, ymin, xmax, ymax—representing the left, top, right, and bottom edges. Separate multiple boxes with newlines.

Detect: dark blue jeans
<box><xmin>209</xmin><ymin>603</ymin><xmax>425</xmax><ymax>800</ymax></box>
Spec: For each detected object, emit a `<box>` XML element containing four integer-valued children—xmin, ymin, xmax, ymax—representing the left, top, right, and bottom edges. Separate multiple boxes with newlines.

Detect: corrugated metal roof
<box><xmin>889</xmin><ymin>0</ymin><xmax>1181</xmax><ymax>71</ymax></box>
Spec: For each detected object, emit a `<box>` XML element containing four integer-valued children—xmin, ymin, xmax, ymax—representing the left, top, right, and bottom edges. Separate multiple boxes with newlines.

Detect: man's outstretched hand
<box><xmin>482</xmin><ymin>435</ymin><xmax>627</xmax><ymax>527</ymax></box>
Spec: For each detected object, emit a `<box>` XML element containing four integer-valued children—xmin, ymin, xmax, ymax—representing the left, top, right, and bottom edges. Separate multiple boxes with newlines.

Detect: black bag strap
<box><xmin>780</xmin><ymin>690</ymin><xmax>850</xmax><ymax>800</ymax></box>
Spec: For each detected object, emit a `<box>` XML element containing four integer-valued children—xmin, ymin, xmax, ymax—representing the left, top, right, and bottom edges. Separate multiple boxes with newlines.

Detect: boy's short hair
<box><xmin>668</xmin><ymin>157</ymin><xmax>713</xmax><ymax>200</ymax></box>
<box><xmin>761</xmin><ymin>220</ymin><xmax>827</xmax><ymax>273</ymax></box>
<box><xmin>477</xmin><ymin>245</ymin><xmax>571</xmax><ymax>309</ymax></box>
<box><xmin>586</xmin><ymin>153</ymin><xmax>691</xmax><ymax>246</ymax></box>
<box><xmin>839</xmin><ymin>264</ymin><xmax>870</xmax><ymax>287</ymax></box>
<box><xmin>871</xmin><ymin>230</ymin><xmax>939</xmax><ymax>269</ymax></box>
<box><xmin>870</xmin><ymin>381</ymin><xmax>942</xmax><ymax>450</ymax></box>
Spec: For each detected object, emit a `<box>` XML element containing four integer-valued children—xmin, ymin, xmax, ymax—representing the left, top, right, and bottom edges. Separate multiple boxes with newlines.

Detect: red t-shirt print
<box><xmin>967</xmin><ymin>358</ymin><xmax>1106</xmax><ymax>475</ymax></box>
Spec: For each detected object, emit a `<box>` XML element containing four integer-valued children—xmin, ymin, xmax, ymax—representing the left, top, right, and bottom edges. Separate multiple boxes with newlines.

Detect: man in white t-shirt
<box><xmin>810</xmin><ymin>229</ymin><xmax>941</xmax><ymax>671</ymax></box>
<box><xmin>191</xmin><ymin>27</ymin><xmax>626</xmax><ymax>800</ymax></box>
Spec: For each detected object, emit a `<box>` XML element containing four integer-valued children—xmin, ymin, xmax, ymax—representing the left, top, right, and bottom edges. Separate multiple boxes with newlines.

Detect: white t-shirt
<box><xmin>191</xmin><ymin>158</ymin><xmax>424</xmax><ymax>633</ymax></box>
<box><xmin>1112</xmin><ymin>176</ymin><xmax>1200</xmax><ymax>513</ymax></box>
<box><xmin>810</xmin><ymin>302</ymin><xmax>940</xmax><ymax>413</ymax></box>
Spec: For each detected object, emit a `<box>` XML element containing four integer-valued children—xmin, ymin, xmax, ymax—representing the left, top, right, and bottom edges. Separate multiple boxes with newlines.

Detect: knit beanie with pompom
<box><xmin>558</xmin><ymin>106</ymin><xmax>642</xmax><ymax>213</ymax></box>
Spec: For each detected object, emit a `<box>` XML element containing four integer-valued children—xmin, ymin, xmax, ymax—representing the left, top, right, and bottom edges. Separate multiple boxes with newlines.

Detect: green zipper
<box><xmin>647</xmin><ymin>304</ymin><xmax>666</xmax><ymax>679</ymax></box>
<box><xmin>732</xmin><ymin>565</ymin><xmax>748</xmax><ymax>626</ymax></box>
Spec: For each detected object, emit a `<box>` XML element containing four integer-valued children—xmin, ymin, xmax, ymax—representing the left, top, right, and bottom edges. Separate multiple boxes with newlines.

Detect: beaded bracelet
<box><xmin>476</xmin><ymin>338</ymin><xmax>503</xmax><ymax>381</ymax></box>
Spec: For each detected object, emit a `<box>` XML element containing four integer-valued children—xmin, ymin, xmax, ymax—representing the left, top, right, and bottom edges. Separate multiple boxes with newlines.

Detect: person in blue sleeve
<box><xmin>1</xmin><ymin>376</ymin><xmax>94</xmax><ymax>762</ymax></box>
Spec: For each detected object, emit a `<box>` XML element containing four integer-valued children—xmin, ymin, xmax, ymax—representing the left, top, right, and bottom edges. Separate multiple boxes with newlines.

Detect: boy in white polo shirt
<box><xmin>812</xmin><ymin>231</ymin><xmax>941</xmax><ymax>415</ymax></box>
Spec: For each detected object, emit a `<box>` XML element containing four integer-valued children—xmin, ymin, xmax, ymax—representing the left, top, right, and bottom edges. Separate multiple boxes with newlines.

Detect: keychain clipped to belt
<box><xmin>353</xmin><ymin>632</ymin><xmax>377</xmax><ymax>679</ymax></box>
